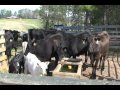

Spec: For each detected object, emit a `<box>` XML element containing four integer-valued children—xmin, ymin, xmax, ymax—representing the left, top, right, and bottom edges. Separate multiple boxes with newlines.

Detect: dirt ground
<box><xmin>79</xmin><ymin>54</ymin><xmax>120</xmax><ymax>80</ymax></box>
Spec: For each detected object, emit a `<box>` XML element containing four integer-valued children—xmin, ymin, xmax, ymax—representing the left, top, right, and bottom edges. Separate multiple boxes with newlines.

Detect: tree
<box><xmin>14</xmin><ymin>11</ymin><xmax>17</xmax><ymax>16</ymax></box>
<box><xmin>0</xmin><ymin>9</ymin><xmax>12</xmax><ymax>18</ymax></box>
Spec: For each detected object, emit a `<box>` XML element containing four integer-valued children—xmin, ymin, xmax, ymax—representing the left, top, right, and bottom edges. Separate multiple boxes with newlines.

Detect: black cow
<box><xmin>58</xmin><ymin>31</ymin><xmax>92</xmax><ymax>61</ymax></box>
<box><xmin>24</xmin><ymin>33</ymin><xmax>64</xmax><ymax>72</ymax></box>
<box><xmin>4</xmin><ymin>30</ymin><xmax>15</xmax><ymax>63</ymax></box>
<box><xmin>5</xmin><ymin>30</ymin><xmax>20</xmax><ymax>54</ymax></box>
<box><xmin>9</xmin><ymin>52</ymin><xmax>25</xmax><ymax>74</ymax></box>
<box><xmin>42</xmin><ymin>29</ymin><xmax>57</xmax><ymax>38</ymax></box>
<box><xmin>11</xmin><ymin>30</ymin><xmax>20</xmax><ymax>55</ymax></box>
<box><xmin>28</xmin><ymin>29</ymin><xmax>45</xmax><ymax>41</ymax></box>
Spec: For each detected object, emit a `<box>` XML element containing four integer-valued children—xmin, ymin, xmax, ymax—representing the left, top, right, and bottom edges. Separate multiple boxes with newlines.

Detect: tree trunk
<box><xmin>85</xmin><ymin>11</ymin><xmax>89</xmax><ymax>26</ymax></box>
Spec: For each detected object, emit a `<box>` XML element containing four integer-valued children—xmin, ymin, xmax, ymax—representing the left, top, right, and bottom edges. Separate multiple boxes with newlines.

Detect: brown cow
<box><xmin>98</xmin><ymin>31</ymin><xmax>110</xmax><ymax>72</ymax></box>
<box><xmin>89</xmin><ymin>31</ymin><xmax>110</xmax><ymax>79</ymax></box>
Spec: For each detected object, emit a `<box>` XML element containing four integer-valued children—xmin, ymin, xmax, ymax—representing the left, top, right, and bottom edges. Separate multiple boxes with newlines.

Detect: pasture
<box><xmin>0</xmin><ymin>19</ymin><xmax>42</xmax><ymax>31</ymax></box>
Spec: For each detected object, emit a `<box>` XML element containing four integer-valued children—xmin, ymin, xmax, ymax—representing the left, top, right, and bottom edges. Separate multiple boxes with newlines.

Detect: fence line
<box><xmin>0</xmin><ymin>30</ymin><xmax>8</xmax><ymax>73</ymax></box>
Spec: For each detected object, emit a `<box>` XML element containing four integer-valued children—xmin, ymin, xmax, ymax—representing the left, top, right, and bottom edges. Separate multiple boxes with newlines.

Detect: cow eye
<box><xmin>98</xmin><ymin>38</ymin><xmax>101</xmax><ymax>41</ymax></box>
<box><xmin>82</xmin><ymin>39</ymin><xmax>85</xmax><ymax>41</ymax></box>
<box><xmin>94</xmin><ymin>38</ymin><xmax>97</xmax><ymax>41</ymax></box>
<box><xmin>64</xmin><ymin>48</ymin><xmax>67</xmax><ymax>52</ymax></box>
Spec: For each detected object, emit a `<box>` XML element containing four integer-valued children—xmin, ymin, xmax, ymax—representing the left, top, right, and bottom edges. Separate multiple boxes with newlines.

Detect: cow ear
<box><xmin>53</xmin><ymin>39</ymin><xmax>59</xmax><ymax>46</ymax></box>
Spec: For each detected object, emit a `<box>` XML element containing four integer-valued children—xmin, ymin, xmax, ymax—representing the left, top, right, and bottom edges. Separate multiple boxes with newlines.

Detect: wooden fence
<box><xmin>0</xmin><ymin>30</ymin><xmax>8</xmax><ymax>73</ymax></box>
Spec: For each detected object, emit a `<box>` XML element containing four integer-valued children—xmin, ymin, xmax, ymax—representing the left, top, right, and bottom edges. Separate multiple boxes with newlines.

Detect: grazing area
<box><xmin>0</xmin><ymin>19</ymin><xmax>42</xmax><ymax>31</ymax></box>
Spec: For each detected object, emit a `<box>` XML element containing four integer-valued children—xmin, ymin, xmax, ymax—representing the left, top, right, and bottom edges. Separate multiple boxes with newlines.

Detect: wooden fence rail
<box><xmin>0</xmin><ymin>30</ymin><xmax>8</xmax><ymax>73</ymax></box>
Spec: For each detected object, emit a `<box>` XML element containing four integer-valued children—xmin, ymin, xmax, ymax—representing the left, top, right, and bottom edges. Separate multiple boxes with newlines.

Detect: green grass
<box><xmin>0</xmin><ymin>19</ymin><xmax>43</xmax><ymax>31</ymax></box>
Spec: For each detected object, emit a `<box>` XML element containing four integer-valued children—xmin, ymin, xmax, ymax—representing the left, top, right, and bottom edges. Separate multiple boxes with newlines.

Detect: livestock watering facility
<box><xmin>0</xmin><ymin>25</ymin><xmax>120</xmax><ymax>85</ymax></box>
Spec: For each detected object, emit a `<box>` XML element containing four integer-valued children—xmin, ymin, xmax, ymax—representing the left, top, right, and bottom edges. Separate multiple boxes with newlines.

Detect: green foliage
<box><xmin>38</xmin><ymin>5</ymin><xmax>120</xmax><ymax>28</ymax></box>
<box><xmin>0</xmin><ymin>9</ymin><xmax>12</xmax><ymax>18</ymax></box>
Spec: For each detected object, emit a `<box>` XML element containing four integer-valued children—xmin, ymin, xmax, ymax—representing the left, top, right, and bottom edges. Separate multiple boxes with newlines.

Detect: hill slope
<box><xmin>0</xmin><ymin>19</ymin><xmax>42</xmax><ymax>31</ymax></box>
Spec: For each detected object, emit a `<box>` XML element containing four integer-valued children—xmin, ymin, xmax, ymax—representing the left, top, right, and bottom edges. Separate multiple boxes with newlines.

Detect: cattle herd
<box><xmin>4</xmin><ymin>28</ymin><xmax>110</xmax><ymax>79</ymax></box>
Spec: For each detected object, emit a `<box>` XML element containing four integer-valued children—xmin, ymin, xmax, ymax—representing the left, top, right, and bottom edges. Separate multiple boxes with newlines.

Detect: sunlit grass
<box><xmin>0</xmin><ymin>19</ymin><xmax>42</xmax><ymax>31</ymax></box>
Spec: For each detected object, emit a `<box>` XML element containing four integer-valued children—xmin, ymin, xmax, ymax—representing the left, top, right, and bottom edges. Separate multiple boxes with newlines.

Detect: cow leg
<box><xmin>90</xmin><ymin>54</ymin><xmax>94</xmax><ymax>67</ymax></box>
<box><xmin>7</xmin><ymin>50</ymin><xmax>11</xmax><ymax>65</ymax></box>
<box><xmin>90</xmin><ymin>59</ymin><xmax>99</xmax><ymax>79</ymax></box>
<box><xmin>55</xmin><ymin>55</ymin><xmax>59</xmax><ymax>67</ymax></box>
<box><xmin>101</xmin><ymin>56</ymin><xmax>106</xmax><ymax>71</ymax></box>
<box><xmin>14</xmin><ymin>47</ymin><xmax>17</xmax><ymax>56</ymax></box>
<box><xmin>83</xmin><ymin>52</ymin><xmax>88</xmax><ymax>68</ymax></box>
<box><xmin>83</xmin><ymin>52</ymin><xmax>88</xmax><ymax>71</ymax></box>
<box><xmin>7</xmin><ymin>56</ymin><xmax>10</xmax><ymax>65</ymax></box>
<box><xmin>85</xmin><ymin>52</ymin><xmax>88</xmax><ymax>63</ymax></box>
<box><xmin>24</xmin><ymin>62</ymin><xmax>28</xmax><ymax>74</ymax></box>
<box><xmin>73</xmin><ymin>55</ymin><xmax>76</xmax><ymax>59</ymax></box>
<box><xmin>19</xmin><ymin>65</ymin><xmax>21</xmax><ymax>74</ymax></box>
<box><xmin>98</xmin><ymin>56</ymin><xmax>102</xmax><ymax>70</ymax></box>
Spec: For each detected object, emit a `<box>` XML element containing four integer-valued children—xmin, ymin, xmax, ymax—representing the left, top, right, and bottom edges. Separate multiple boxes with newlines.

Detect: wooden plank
<box><xmin>0</xmin><ymin>30</ymin><xmax>5</xmax><ymax>35</ymax></box>
<box><xmin>110</xmin><ymin>41</ymin><xmax>120</xmax><ymax>46</ymax></box>
<box><xmin>109</xmin><ymin>46</ymin><xmax>120</xmax><ymax>49</ymax></box>
<box><xmin>0</xmin><ymin>36</ymin><xmax>5</xmax><ymax>40</ymax></box>
<box><xmin>53</xmin><ymin>64</ymin><xmax>62</xmax><ymax>73</ymax></box>
<box><xmin>0</xmin><ymin>47</ymin><xmax>6</xmax><ymax>53</ymax></box>
<box><xmin>110</xmin><ymin>35</ymin><xmax>120</xmax><ymax>38</ymax></box>
<box><xmin>110</xmin><ymin>41</ymin><xmax>120</xmax><ymax>44</ymax></box>
<box><xmin>104</xmin><ymin>57</ymin><xmax>109</xmax><ymax>78</ymax></box>
<box><xmin>0</xmin><ymin>60</ymin><xmax>8</xmax><ymax>73</ymax></box>
<box><xmin>0</xmin><ymin>55</ymin><xmax>7</xmax><ymax>61</ymax></box>
<box><xmin>0</xmin><ymin>39</ymin><xmax>5</xmax><ymax>44</ymax></box>
<box><xmin>109</xmin><ymin>54</ymin><xmax>116</xmax><ymax>79</ymax></box>
<box><xmin>112</xmin><ymin>54</ymin><xmax>120</xmax><ymax>79</ymax></box>
<box><xmin>53</xmin><ymin>59</ymin><xmax>83</xmax><ymax>79</ymax></box>
<box><xmin>58</xmin><ymin>61</ymin><xmax>82</xmax><ymax>65</ymax></box>
<box><xmin>111</xmin><ymin>54</ymin><xmax>118</xmax><ymax>79</ymax></box>
<box><xmin>77</xmin><ymin>61</ymin><xmax>83</xmax><ymax>78</ymax></box>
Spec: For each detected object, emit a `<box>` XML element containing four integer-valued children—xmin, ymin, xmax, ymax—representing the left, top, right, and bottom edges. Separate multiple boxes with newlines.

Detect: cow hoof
<box><xmin>82</xmin><ymin>67</ymin><xmax>86</xmax><ymax>71</ymax></box>
<box><xmin>101</xmin><ymin>67</ymin><xmax>104</xmax><ymax>71</ymax></box>
<box><xmin>97</xmin><ymin>67</ymin><xmax>100</xmax><ymax>70</ymax></box>
<box><xmin>90</xmin><ymin>74</ymin><xmax>96</xmax><ymax>79</ymax></box>
<box><xmin>82</xmin><ymin>63</ymin><xmax>87</xmax><ymax>71</ymax></box>
<box><xmin>83</xmin><ymin>63</ymin><xmax>86</xmax><ymax>66</ymax></box>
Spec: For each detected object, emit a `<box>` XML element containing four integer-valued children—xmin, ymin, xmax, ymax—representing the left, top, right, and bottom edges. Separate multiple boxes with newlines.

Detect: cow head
<box><xmin>9</xmin><ymin>61</ymin><xmax>20</xmax><ymax>74</ymax></box>
<box><xmin>94</xmin><ymin>37</ymin><xmax>101</xmax><ymax>45</ymax></box>
<box><xmin>38</xmin><ymin>61</ymin><xmax>50</xmax><ymax>75</ymax></box>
